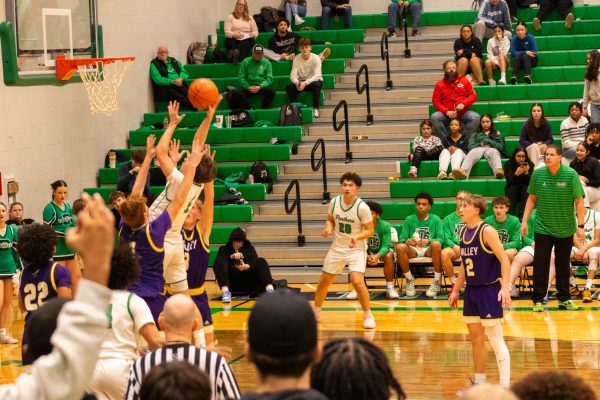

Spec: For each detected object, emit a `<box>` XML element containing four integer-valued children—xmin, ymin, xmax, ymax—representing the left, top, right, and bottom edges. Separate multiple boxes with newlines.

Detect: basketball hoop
<box><xmin>56</xmin><ymin>55</ymin><xmax>135</xmax><ymax>116</ymax></box>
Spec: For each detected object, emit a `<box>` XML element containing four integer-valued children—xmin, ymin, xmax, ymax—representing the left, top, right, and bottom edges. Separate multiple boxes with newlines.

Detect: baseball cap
<box><xmin>253</xmin><ymin>44</ymin><xmax>264</xmax><ymax>53</ymax></box>
<box><xmin>248</xmin><ymin>291</ymin><xmax>317</xmax><ymax>357</ymax></box>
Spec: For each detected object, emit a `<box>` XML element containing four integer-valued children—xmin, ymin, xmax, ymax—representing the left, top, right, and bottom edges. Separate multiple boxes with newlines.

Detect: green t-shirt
<box><xmin>528</xmin><ymin>164</ymin><xmax>584</xmax><ymax>238</ymax></box>
<box><xmin>367</xmin><ymin>218</ymin><xmax>392</xmax><ymax>256</ymax></box>
<box><xmin>0</xmin><ymin>224</ymin><xmax>19</xmax><ymax>275</ymax></box>
<box><xmin>484</xmin><ymin>214</ymin><xmax>522</xmax><ymax>250</ymax></box>
<box><xmin>523</xmin><ymin>209</ymin><xmax>537</xmax><ymax>247</ymax></box>
<box><xmin>399</xmin><ymin>213</ymin><xmax>444</xmax><ymax>243</ymax></box>
<box><xmin>441</xmin><ymin>211</ymin><xmax>465</xmax><ymax>248</ymax></box>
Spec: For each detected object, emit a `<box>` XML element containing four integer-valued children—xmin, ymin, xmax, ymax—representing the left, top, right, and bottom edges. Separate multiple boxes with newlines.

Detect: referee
<box><xmin>521</xmin><ymin>145</ymin><xmax>586</xmax><ymax>312</ymax></box>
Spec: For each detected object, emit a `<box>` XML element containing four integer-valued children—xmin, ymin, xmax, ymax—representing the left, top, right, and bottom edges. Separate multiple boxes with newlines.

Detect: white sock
<box><xmin>485</xmin><ymin>323</ymin><xmax>511</xmax><ymax>388</ymax></box>
<box><xmin>474</xmin><ymin>373</ymin><xmax>486</xmax><ymax>385</ymax></box>
<box><xmin>386</xmin><ymin>281</ymin><xmax>394</xmax><ymax>289</ymax></box>
<box><xmin>404</xmin><ymin>271</ymin><xmax>414</xmax><ymax>281</ymax></box>
<box><xmin>500</xmin><ymin>72</ymin><xmax>506</xmax><ymax>80</ymax></box>
<box><xmin>266</xmin><ymin>284</ymin><xmax>274</xmax><ymax>293</ymax></box>
<box><xmin>193</xmin><ymin>328</ymin><xmax>206</xmax><ymax>348</ymax></box>
<box><xmin>586</xmin><ymin>278</ymin><xmax>594</xmax><ymax>290</ymax></box>
<box><xmin>569</xmin><ymin>276</ymin><xmax>577</xmax><ymax>286</ymax></box>
<box><xmin>363</xmin><ymin>310</ymin><xmax>372</xmax><ymax>318</ymax></box>
<box><xmin>0</xmin><ymin>328</ymin><xmax>6</xmax><ymax>336</ymax></box>
<box><xmin>450</xmin><ymin>276</ymin><xmax>457</xmax><ymax>284</ymax></box>
<box><xmin>221</xmin><ymin>286</ymin><xmax>229</xmax><ymax>293</ymax></box>
<box><xmin>434</xmin><ymin>272</ymin><xmax>442</xmax><ymax>282</ymax></box>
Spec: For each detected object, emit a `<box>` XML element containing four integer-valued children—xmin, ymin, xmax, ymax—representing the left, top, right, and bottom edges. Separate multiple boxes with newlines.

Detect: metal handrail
<box><xmin>380</xmin><ymin>32</ymin><xmax>393</xmax><ymax>91</ymax></box>
<box><xmin>284</xmin><ymin>179</ymin><xmax>305</xmax><ymax>247</ymax></box>
<box><xmin>332</xmin><ymin>100</ymin><xmax>352</xmax><ymax>164</ymax></box>
<box><xmin>402</xmin><ymin>5</ymin><xmax>411</xmax><ymax>58</ymax></box>
<box><xmin>310</xmin><ymin>138</ymin><xmax>330</xmax><ymax>204</ymax></box>
<box><xmin>355</xmin><ymin>64</ymin><xmax>374</xmax><ymax>126</ymax></box>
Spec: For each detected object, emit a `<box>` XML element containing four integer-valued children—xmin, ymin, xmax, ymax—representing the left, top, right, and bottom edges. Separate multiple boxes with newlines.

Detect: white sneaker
<box><xmin>347</xmin><ymin>289</ymin><xmax>358</xmax><ymax>299</ymax></box>
<box><xmin>363</xmin><ymin>313</ymin><xmax>376</xmax><ymax>329</ymax></box>
<box><xmin>488</xmin><ymin>79</ymin><xmax>496</xmax><ymax>86</ymax></box>
<box><xmin>509</xmin><ymin>283</ymin><xmax>520</xmax><ymax>298</ymax></box>
<box><xmin>425</xmin><ymin>280</ymin><xmax>442</xmax><ymax>298</ymax></box>
<box><xmin>386</xmin><ymin>287</ymin><xmax>400</xmax><ymax>299</ymax></box>
<box><xmin>313</xmin><ymin>108</ymin><xmax>320</xmax><ymax>118</ymax></box>
<box><xmin>498</xmin><ymin>78</ymin><xmax>507</xmax><ymax>85</ymax></box>
<box><xmin>294</xmin><ymin>15</ymin><xmax>305</xmax><ymax>25</ymax></box>
<box><xmin>0</xmin><ymin>333</ymin><xmax>18</xmax><ymax>344</ymax></box>
<box><xmin>408</xmin><ymin>166</ymin><xmax>417</xmax><ymax>178</ymax></box>
<box><xmin>405</xmin><ymin>279</ymin><xmax>416</xmax><ymax>297</ymax></box>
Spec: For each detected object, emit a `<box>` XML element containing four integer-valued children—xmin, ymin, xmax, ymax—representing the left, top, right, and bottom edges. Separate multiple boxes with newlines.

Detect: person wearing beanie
<box><xmin>213</xmin><ymin>227</ymin><xmax>274</xmax><ymax>303</ymax></box>
<box><xmin>242</xmin><ymin>291</ymin><xmax>326</xmax><ymax>400</ymax></box>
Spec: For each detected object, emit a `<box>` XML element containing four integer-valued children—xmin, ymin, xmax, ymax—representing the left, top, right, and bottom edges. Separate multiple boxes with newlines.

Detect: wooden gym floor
<box><xmin>2</xmin><ymin>281</ymin><xmax>600</xmax><ymax>399</ymax></box>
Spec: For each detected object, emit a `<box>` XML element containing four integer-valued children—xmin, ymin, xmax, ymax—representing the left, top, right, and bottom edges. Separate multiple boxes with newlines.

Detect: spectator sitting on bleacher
<box><xmin>431</xmin><ymin>60</ymin><xmax>480</xmax><ymax>139</ymax></box>
<box><xmin>150</xmin><ymin>46</ymin><xmax>194</xmax><ymax>110</ymax></box>
<box><xmin>484</xmin><ymin>196</ymin><xmax>522</xmax><ymax>262</ymax></box>
<box><xmin>532</xmin><ymin>0</ymin><xmax>574</xmax><ymax>32</ymax></box>
<box><xmin>439</xmin><ymin>191</ymin><xmax>465</xmax><ymax>291</ymax></box>
<box><xmin>229</xmin><ymin>45</ymin><xmax>275</xmax><ymax>111</ymax></box>
<box><xmin>510</xmin><ymin>22</ymin><xmax>537</xmax><ymax>85</ymax></box>
<box><xmin>485</xmin><ymin>24</ymin><xmax>510</xmax><ymax>86</ymax></box>
<box><xmin>587</xmin><ymin>123</ymin><xmax>600</xmax><ymax>159</ymax></box>
<box><xmin>503</xmin><ymin>146</ymin><xmax>533</xmax><ymax>218</ymax></box>
<box><xmin>452</xmin><ymin>113</ymin><xmax>505</xmax><ymax>180</ymax></box>
<box><xmin>454</xmin><ymin>25</ymin><xmax>485</xmax><ymax>86</ymax></box>
<box><xmin>109</xmin><ymin>191</ymin><xmax>126</xmax><ymax>230</ymax></box>
<box><xmin>560</xmin><ymin>102</ymin><xmax>589</xmax><ymax>162</ymax></box>
<box><xmin>568</xmin><ymin>205</ymin><xmax>600</xmax><ymax>303</ymax></box>
<box><xmin>225</xmin><ymin>0</ymin><xmax>259</xmax><ymax>65</ymax></box>
<box><xmin>506</xmin><ymin>0</ymin><xmax>539</xmax><ymax>22</ymax></box>
<box><xmin>387</xmin><ymin>0</ymin><xmax>422</xmax><ymax>38</ymax></box>
<box><xmin>320</xmin><ymin>0</ymin><xmax>352</xmax><ymax>30</ymax></box>
<box><xmin>570</xmin><ymin>141</ymin><xmax>600</xmax><ymax>211</ymax></box>
<box><xmin>407</xmin><ymin>119</ymin><xmax>443</xmax><ymax>179</ymax></box>
<box><xmin>508</xmin><ymin>208</ymin><xmax>536</xmax><ymax>298</ymax></box>
<box><xmin>583</xmin><ymin>49</ymin><xmax>600</xmax><ymax>123</ymax></box>
<box><xmin>518</xmin><ymin>103</ymin><xmax>553</xmax><ymax>168</ymax></box>
<box><xmin>118</xmin><ymin>150</ymin><xmax>151</xmax><ymax>197</ymax></box>
<box><xmin>286</xmin><ymin>38</ymin><xmax>324</xmax><ymax>118</ymax></box>
<box><xmin>395</xmin><ymin>192</ymin><xmax>444</xmax><ymax>298</ymax></box>
<box><xmin>282</xmin><ymin>0</ymin><xmax>307</xmax><ymax>27</ymax></box>
<box><xmin>473</xmin><ymin>0</ymin><xmax>513</xmax><ymax>42</ymax></box>
<box><xmin>265</xmin><ymin>19</ymin><xmax>331</xmax><ymax>63</ymax></box>
<box><xmin>438</xmin><ymin>119</ymin><xmax>469</xmax><ymax>180</ymax></box>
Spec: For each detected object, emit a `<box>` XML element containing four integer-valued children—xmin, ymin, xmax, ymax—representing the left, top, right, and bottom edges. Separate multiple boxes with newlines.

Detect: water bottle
<box><xmin>413</xmin><ymin>231</ymin><xmax>420</xmax><ymax>248</ymax></box>
<box><xmin>163</xmin><ymin>116</ymin><xmax>169</xmax><ymax>130</ymax></box>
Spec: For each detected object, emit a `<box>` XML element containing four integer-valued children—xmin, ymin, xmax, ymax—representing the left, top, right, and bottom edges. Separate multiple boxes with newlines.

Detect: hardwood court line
<box><xmin>210</xmin><ymin>304</ymin><xmax>600</xmax><ymax>312</ymax></box>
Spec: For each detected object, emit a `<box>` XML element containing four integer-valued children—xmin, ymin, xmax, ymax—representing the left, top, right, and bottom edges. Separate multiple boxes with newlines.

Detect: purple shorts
<box><xmin>463</xmin><ymin>281</ymin><xmax>503</xmax><ymax>323</ymax></box>
<box><xmin>141</xmin><ymin>294</ymin><xmax>166</xmax><ymax>325</ymax></box>
<box><xmin>192</xmin><ymin>293</ymin><xmax>213</xmax><ymax>326</ymax></box>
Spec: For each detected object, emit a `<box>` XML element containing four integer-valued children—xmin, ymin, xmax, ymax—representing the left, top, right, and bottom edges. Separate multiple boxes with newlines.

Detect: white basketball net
<box><xmin>77</xmin><ymin>59</ymin><xmax>134</xmax><ymax>116</ymax></box>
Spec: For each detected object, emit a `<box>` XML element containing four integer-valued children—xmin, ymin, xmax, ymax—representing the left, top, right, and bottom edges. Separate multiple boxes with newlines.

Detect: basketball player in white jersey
<box><xmin>314</xmin><ymin>173</ymin><xmax>375</xmax><ymax>329</ymax></box>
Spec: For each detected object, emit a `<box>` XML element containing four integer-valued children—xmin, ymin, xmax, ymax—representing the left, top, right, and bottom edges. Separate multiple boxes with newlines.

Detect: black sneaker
<box><xmin>388</xmin><ymin>29</ymin><xmax>397</xmax><ymax>38</ymax></box>
<box><xmin>412</xmin><ymin>30</ymin><xmax>420</xmax><ymax>37</ymax></box>
<box><xmin>510</xmin><ymin>76</ymin><xmax>517</xmax><ymax>85</ymax></box>
<box><xmin>524</xmin><ymin>75</ymin><xmax>533</xmax><ymax>84</ymax></box>
<box><xmin>232</xmin><ymin>49</ymin><xmax>240</xmax><ymax>66</ymax></box>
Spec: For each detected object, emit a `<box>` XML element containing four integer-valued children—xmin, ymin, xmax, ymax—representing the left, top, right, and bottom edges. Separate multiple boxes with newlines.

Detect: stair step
<box><xmin>307</xmin><ymin>121</ymin><xmax>420</xmax><ymax>136</ymax></box>
<box><xmin>283</xmin><ymin>160</ymin><xmax>397</xmax><ymax>174</ymax></box>
<box><xmin>347</xmin><ymin>55</ymin><xmax>450</xmax><ymax>69</ymax></box>
<box><xmin>328</xmin><ymin>88</ymin><xmax>432</xmax><ymax>102</ymax></box>
<box><xmin>357</xmin><ymin>39</ymin><xmax>454</xmax><ymax>54</ymax></box>
<box><xmin>295</xmin><ymin>140</ymin><xmax>408</xmax><ymax>156</ymax></box>
<box><xmin>338</xmin><ymin>71</ymin><xmax>439</xmax><ymax>84</ymax></box>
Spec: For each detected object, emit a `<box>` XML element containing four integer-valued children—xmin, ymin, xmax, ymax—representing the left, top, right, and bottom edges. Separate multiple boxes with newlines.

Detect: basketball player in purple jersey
<box><xmin>119</xmin><ymin>134</ymin><xmax>207</xmax><ymax>323</ymax></box>
<box><xmin>449</xmin><ymin>194</ymin><xmax>512</xmax><ymax>389</ymax></box>
<box><xmin>17</xmin><ymin>224</ymin><xmax>71</xmax><ymax>365</ymax></box>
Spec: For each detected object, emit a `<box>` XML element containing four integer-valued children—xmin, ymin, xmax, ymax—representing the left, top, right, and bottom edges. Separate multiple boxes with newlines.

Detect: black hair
<box><xmin>139</xmin><ymin>361</ymin><xmax>212</xmax><ymax>400</ymax></box>
<box><xmin>108</xmin><ymin>243</ymin><xmax>141</xmax><ymax>290</ymax></box>
<box><xmin>526</xmin><ymin>103</ymin><xmax>548</xmax><ymax>134</ymax></box>
<box><xmin>311</xmin><ymin>338</ymin><xmax>406</xmax><ymax>400</ymax></box>
<box><xmin>71</xmin><ymin>198</ymin><xmax>85</xmax><ymax>215</ymax></box>
<box><xmin>492</xmin><ymin>195</ymin><xmax>511</xmax><ymax>208</ymax></box>
<box><xmin>50</xmin><ymin>180</ymin><xmax>68</xmax><ymax>191</ymax></box>
<box><xmin>17</xmin><ymin>224</ymin><xmax>59</xmax><ymax>265</ymax></box>
<box><xmin>587</xmin><ymin>122</ymin><xmax>600</xmax><ymax>136</ymax></box>
<box><xmin>250</xmin><ymin>347</ymin><xmax>317</xmax><ymax>378</ymax></box>
<box><xmin>508</xmin><ymin>146</ymin><xmax>533</xmax><ymax>171</ymax></box>
<box><xmin>585</xmin><ymin>49</ymin><xmax>599</xmax><ymax>82</ymax></box>
<box><xmin>26</xmin><ymin>298</ymin><xmax>71</xmax><ymax>362</ymax></box>
<box><xmin>366</xmin><ymin>201</ymin><xmax>383</xmax><ymax>216</ymax></box>
<box><xmin>568</xmin><ymin>101</ymin><xmax>583</xmax><ymax>113</ymax></box>
<box><xmin>131</xmin><ymin>150</ymin><xmax>145</xmax><ymax>165</ymax></box>
<box><xmin>477</xmin><ymin>113</ymin><xmax>499</xmax><ymax>137</ymax></box>
<box><xmin>512</xmin><ymin>370</ymin><xmax>597</xmax><ymax>400</ymax></box>
<box><xmin>515</xmin><ymin>21</ymin><xmax>528</xmax><ymax>31</ymax></box>
<box><xmin>546</xmin><ymin>144</ymin><xmax>563</xmax><ymax>157</ymax></box>
<box><xmin>277</xmin><ymin>17</ymin><xmax>290</xmax><ymax>28</ymax></box>
<box><xmin>339</xmin><ymin>172</ymin><xmax>362</xmax><ymax>187</ymax></box>
<box><xmin>494</xmin><ymin>23</ymin><xmax>504</xmax><ymax>31</ymax></box>
<box><xmin>414</xmin><ymin>192</ymin><xmax>433</xmax><ymax>206</ymax></box>
<box><xmin>459</xmin><ymin>24</ymin><xmax>473</xmax><ymax>40</ymax></box>
<box><xmin>449</xmin><ymin>118</ymin><xmax>464</xmax><ymax>135</ymax></box>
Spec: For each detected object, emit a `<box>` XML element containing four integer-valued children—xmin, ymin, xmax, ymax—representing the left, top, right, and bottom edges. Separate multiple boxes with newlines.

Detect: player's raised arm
<box><xmin>155</xmin><ymin>101</ymin><xmax>186</xmax><ymax>178</ymax></box>
<box><xmin>193</xmin><ymin>95</ymin><xmax>223</xmax><ymax>147</ymax></box>
<box><xmin>132</xmin><ymin>134</ymin><xmax>156</xmax><ymax>196</ymax></box>
<box><xmin>483</xmin><ymin>225</ymin><xmax>512</xmax><ymax>308</ymax></box>
<box><xmin>199</xmin><ymin>150</ymin><xmax>216</xmax><ymax>245</ymax></box>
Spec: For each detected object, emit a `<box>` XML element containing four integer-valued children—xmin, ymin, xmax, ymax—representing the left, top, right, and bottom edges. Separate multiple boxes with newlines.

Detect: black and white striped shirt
<box><xmin>125</xmin><ymin>342</ymin><xmax>241</xmax><ymax>400</ymax></box>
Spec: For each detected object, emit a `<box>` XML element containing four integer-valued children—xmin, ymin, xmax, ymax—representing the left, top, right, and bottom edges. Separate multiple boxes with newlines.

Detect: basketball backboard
<box><xmin>3</xmin><ymin>0</ymin><xmax>99</xmax><ymax>78</ymax></box>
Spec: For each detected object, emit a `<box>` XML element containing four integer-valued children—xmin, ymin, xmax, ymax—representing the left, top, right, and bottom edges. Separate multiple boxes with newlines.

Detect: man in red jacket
<box><xmin>431</xmin><ymin>60</ymin><xmax>480</xmax><ymax>139</ymax></box>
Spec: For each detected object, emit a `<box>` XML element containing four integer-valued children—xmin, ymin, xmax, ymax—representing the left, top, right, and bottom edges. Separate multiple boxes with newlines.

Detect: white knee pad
<box><xmin>588</xmin><ymin>247</ymin><xmax>600</xmax><ymax>270</ymax></box>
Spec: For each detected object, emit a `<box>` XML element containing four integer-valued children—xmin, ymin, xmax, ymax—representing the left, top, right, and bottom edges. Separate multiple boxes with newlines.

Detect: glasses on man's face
<box><xmin>456</xmin><ymin>197</ymin><xmax>464</xmax><ymax>201</ymax></box>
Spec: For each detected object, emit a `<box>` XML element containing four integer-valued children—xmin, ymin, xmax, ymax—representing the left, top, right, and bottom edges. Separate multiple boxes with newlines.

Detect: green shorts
<box><xmin>54</xmin><ymin>238</ymin><xmax>75</xmax><ymax>259</ymax></box>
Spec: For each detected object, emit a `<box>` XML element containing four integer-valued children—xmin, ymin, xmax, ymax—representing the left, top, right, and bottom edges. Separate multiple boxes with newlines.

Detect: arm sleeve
<box><xmin>473</xmin><ymin>38</ymin><xmax>483</xmax><ymax>59</ymax></box>
<box><xmin>519</xmin><ymin>124</ymin><xmax>533</xmax><ymax>147</ymax></box>
<box><xmin>486</xmin><ymin>135</ymin><xmax>505</xmax><ymax>151</ymax></box>
<box><xmin>358</xmin><ymin>202</ymin><xmax>373</xmax><ymax>225</ymax></box>
<box><xmin>588</xmin><ymin>159</ymin><xmax>600</xmax><ymax>188</ymax></box>
<box><xmin>56</xmin><ymin>265</ymin><xmax>72</xmax><ymax>289</ymax></box>
<box><xmin>238</xmin><ymin>60</ymin><xmax>250</xmax><ymax>89</ymax></box>
<box><xmin>486</xmin><ymin>39</ymin><xmax>494</xmax><ymax>57</ymax></box>
<box><xmin>217</xmin><ymin>357</ymin><xmax>242</xmax><ymax>400</ymax></box>
<box><xmin>573</xmin><ymin>171</ymin><xmax>586</xmax><ymax>199</ymax></box>
<box><xmin>378</xmin><ymin>224</ymin><xmax>393</xmax><ymax>256</ymax></box>
<box><xmin>260</xmin><ymin>61</ymin><xmax>273</xmax><ymax>88</ymax></box>
<box><xmin>42</xmin><ymin>204</ymin><xmax>56</xmax><ymax>225</ymax></box>
<box><xmin>442</xmin><ymin>217</ymin><xmax>459</xmax><ymax>248</ymax></box>
<box><xmin>529</xmin><ymin>35</ymin><xmax>538</xmax><ymax>54</ymax></box>
<box><xmin>431</xmin><ymin>82</ymin><xmax>449</xmax><ymax>114</ymax></box>
<box><xmin>132</xmin><ymin>295</ymin><xmax>156</xmax><ymax>331</ymax></box>
<box><xmin>0</xmin><ymin>280</ymin><xmax>111</xmax><ymax>400</ymax></box>
<box><xmin>224</xmin><ymin>14</ymin><xmax>234</xmax><ymax>38</ymax></box>
<box><xmin>454</xmin><ymin>39</ymin><xmax>465</xmax><ymax>58</ymax></box>
<box><xmin>149</xmin><ymin>63</ymin><xmax>172</xmax><ymax>86</ymax></box>
<box><xmin>501</xmin><ymin>37</ymin><xmax>510</xmax><ymax>56</ymax></box>
<box><xmin>244</xmin><ymin>245</ymin><xmax>260</xmax><ymax>267</ymax></box>
<box><xmin>268</xmin><ymin>35</ymin><xmax>277</xmax><ymax>51</ymax></box>
<box><xmin>467</xmin><ymin>133</ymin><xmax>480</xmax><ymax>151</ymax></box>
<box><xmin>178</xmin><ymin>61</ymin><xmax>189</xmax><ymax>80</ymax></box>
<box><xmin>511</xmin><ymin>37</ymin><xmax>523</xmax><ymax>57</ymax></box>
<box><xmin>460</xmin><ymin>79</ymin><xmax>477</xmax><ymax>108</ymax></box>
<box><xmin>583</xmin><ymin>79</ymin><xmax>590</xmax><ymax>108</ymax></box>
<box><xmin>399</xmin><ymin>217</ymin><xmax>410</xmax><ymax>243</ymax></box>
<box><xmin>504</xmin><ymin>160</ymin><xmax>518</xmax><ymax>185</ymax></box>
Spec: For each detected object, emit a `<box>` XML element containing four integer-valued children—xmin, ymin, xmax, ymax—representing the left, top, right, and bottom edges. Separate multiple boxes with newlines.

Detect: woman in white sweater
<box><xmin>485</xmin><ymin>24</ymin><xmax>510</xmax><ymax>86</ymax></box>
<box><xmin>583</xmin><ymin>49</ymin><xmax>600</xmax><ymax>123</ymax></box>
<box><xmin>224</xmin><ymin>0</ymin><xmax>259</xmax><ymax>64</ymax></box>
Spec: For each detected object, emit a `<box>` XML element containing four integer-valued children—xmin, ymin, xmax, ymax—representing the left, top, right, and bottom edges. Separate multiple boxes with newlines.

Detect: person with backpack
<box><xmin>229</xmin><ymin>45</ymin><xmax>275</xmax><ymax>110</ymax></box>
<box><xmin>286</xmin><ymin>38</ymin><xmax>323</xmax><ymax>118</ymax></box>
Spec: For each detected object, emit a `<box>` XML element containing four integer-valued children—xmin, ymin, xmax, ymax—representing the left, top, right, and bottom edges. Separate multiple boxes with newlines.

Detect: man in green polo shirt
<box><xmin>521</xmin><ymin>145</ymin><xmax>587</xmax><ymax>312</ymax></box>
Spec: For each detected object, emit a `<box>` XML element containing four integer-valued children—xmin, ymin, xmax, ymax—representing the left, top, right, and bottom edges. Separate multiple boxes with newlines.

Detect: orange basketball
<box><xmin>188</xmin><ymin>78</ymin><xmax>219</xmax><ymax>110</ymax></box>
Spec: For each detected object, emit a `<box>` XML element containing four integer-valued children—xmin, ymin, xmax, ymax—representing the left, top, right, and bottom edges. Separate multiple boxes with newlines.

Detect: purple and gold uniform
<box><xmin>19</xmin><ymin>261</ymin><xmax>71</xmax><ymax>364</ymax></box>
<box><xmin>166</xmin><ymin>225</ymin><xmax>212</xmax><ymax>326</ymax></box>
<box><xmin>119</xmin><ymin>211</ymin><xmax>172</xmax><ymax>324</ymax></box>
<box><xmin>459</xmin><ymin>222</ymin><xmax>503</xmax><ymax>323</ymax></box>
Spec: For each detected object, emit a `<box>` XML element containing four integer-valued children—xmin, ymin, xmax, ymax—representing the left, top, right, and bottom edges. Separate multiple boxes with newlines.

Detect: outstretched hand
<box><xmin>167</xmin><ymin>101</ymin><xmax>186</xmax><ymax>126</ymax></box>
<box><xmin>207</xmin><ymin>95</ymin><xmax>223</xmax><ymax>117</ymax></box>
<box><xmin>169</xmin><ymin>138</ymin><xmax>189</xmax><ymax>165</ymax></box>
<box><xmin>145</xmin><ymin>134</ymin><xmax>156</xmax><ymax>159</ymax></box>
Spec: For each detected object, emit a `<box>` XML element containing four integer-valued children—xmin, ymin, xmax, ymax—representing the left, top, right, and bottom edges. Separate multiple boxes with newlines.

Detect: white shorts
<box><xmin>411</xmin><ymin>246</ymin><xmax>429</xmax><ymax>258</ymax></box>
<box><xmin>519</xmin><ymin>246</ymin><xmax>535</xmax><ymax>258</ymax></box>
<box><xmin>163</xmin><ymin>241</ymin><xmax>188</xmax><ymax>292</ymax></box>
<box><xmin>323</xmin><ymin>247</ymin><xmax>367</xmax><ymax>275</ymax></box>
<box><xmin>87</xmin><ymin>357</ymin><xmax>132</xmax><ymax>400</ymax></box>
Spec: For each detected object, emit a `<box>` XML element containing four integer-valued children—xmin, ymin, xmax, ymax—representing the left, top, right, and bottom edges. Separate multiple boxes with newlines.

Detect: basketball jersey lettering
<box><xmin>367</xmin><ymin>234</ymin><xmax>381</xmax><ymax>250</ymax></box>
<box><xmin>414</xmin><ymin>227</ymin><xmax>431</xmax><ymax>239</ymax></box>
<box><xmin>497</xmin><ymin>229</ymin><xmax>509</xmax><ymax>244</ymax></box>
<box><xmin>464</xmin><ymin>258</ymin><xmax>475</xmax><ymax>277</ymax></box>
<box><xmin>338</xmin><ymin>222</ymin><xmax>351</xmax><ymax>234</ymax></box>
<box><xmin>23</xmin><ymin>282</ymin><xmax>50</xmax><ymax>311</ymax></box>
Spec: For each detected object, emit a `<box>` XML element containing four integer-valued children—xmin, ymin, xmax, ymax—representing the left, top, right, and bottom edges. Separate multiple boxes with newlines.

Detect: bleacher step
<box><xmin>307</xmin><ymin>121</ymin><xmax>419</xmax><ymax>136</ymax></box>
<box><xmin>283</xmin><ymin>160</ymin><xmax>397</xmax><ymax>174</ymax></box>
<box><xmin>358</xmin><ymin>39</ymin><xmax>455</xmax><ymax>54</ymax></box>
<box><xmin>338</xmin><ymin>71</ymin><xmax>439</xmax><ymax>84</ymax></box>
<box><xmin>348</xmin><ymin>55</ymin><xmax>448</xmax><ymax>69</ymax></box>
<box><xmin>364</xmin><ymin>25</ymin><xmax>462</xmax><ymax>38</ymax></box>
<box><xmin>295</xmin><ymin>140</ymin><xmax>408</xmax><ymax>156</ymax></box>
<box><xmin>327</xmin><ymin>87</ymin><xmax>432</xmax><ymax>102</ymax></box>
<box><xmin>271</xmin><ymin>180</ymin><xmax>391</xmax><ymax>195</ymax></box>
